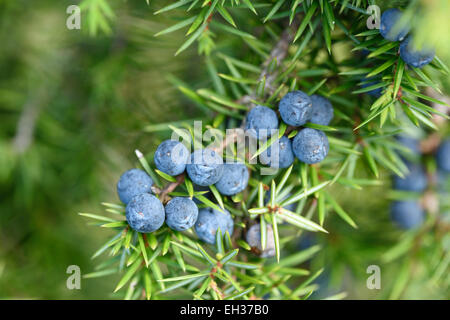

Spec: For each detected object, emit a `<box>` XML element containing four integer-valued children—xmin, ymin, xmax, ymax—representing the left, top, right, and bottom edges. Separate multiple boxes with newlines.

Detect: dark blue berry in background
<box><xmin>396</xmin><ymin>135</ymin><xmax>421</xmax><ymax>156</ymax></box>
<box><xmin>192</xmin><ymin>184</ymin><xmax>211</xmax><ymax>204</ymax></box>
<box><xmin>279</xmin><ymin>90</ymin><xmax>312</xmax><ymax>126</ymax></box>
<box><xmin>360</xmin><ymin>80</ymin><xmax>383</xmax><ymax>97</ymax></box>
<box><xmin>390</xmin><ymin>200</ymin><xmax>425</xmax><ymax>229</ymax></box>
<box><xmin>436</xmin><ymin>139</ymin><xmax>450</xmax><ymax>173</ymax></box>
<box><xmin>245</xmin><ymin>105</ymin><xmax>279</xmax><ymax>140</ymax></box>
<box><xmin>399</xmin><ymin>36</ymin><xmax>435</xmax><ymax>68</ymax></box>
<box><xmin>246</xmin><ymin>223</ymin><xmax>275</xmax><ymax>258</ymax></box>
<box><xmin>309</xmin><ymin>95</ymin><xmax>334</xmax><ymax>126</ymax></box>
<box><xmin>125</xmin><ymin>193</ymin><xmax>165</xmax><ymax>233</ymax></box>
<box><xmin>393</xmin><ymin>162</ymin><xmax>427</xmax><ymax>192</ymax></box>
<box><xmin>154</xmin><ymin>140</ymin><xmax>190</xmax><ymax>176</ymax></box>
<box><xmin>297</xmin><ymin>233</ymin><xmax>317</xmax><ymax>251</ymax></box>
<box><xmin>436</xmin><ymin>170</ymin><xmax>449</xmax><ymax>193</ymax></box>
<box><xmin>195</xmin><ymin>207</ymin><xmax>234</xmax><ymax>244</ymax></box>
<box><xmin>117</xmin><ymin>168</ymin><xmax>153</xmax><ymax>204</ymax></box>
<box><xmin>292</xmin><ymin>128</ymin><xmax>329</xmax><ymax>164</ymax></box>
<box><xmin>186</xmin><ymin>148</ymin><xmax>224</xmax><ymax>186</ymax></box>
<box><xmin>379</xmin><ymin>8</ymin><xmax>410</xmax><ymax>41</ymax></box>
<box><xmin>260</xmin><ymin>135</ymin><xmax>295</xmax><ymax>169</ymax></box>
<box><xmin>164</xmin><ymin>197</ymin><xmax>198</xmax><ymax>231</ymax></box>
<box><xmin>215</xmin><ymin>162</ymin><xmax>249</xmax><ymax>196</ymax></box>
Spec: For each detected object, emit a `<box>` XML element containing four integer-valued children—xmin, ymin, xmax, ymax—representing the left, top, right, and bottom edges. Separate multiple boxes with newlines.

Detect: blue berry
<box><xmin>117</xmin><ymin>169</ymin><xmax>153</xmax><ymax>204</ymax></box>
<box><xmin>186</xmin><ymin>149</ymin><xmax>224</xmax><ymax>186</ymax></box>
<box><xmin>393</xmin><ymin>162</ymin><xmax>427</xmax><ymax>192</ymax></box>
<box><xmin>292</xmin><ymin>128</ymin><xmax>329</xmax><ymax>164</ymax></box>
<box><xmin>260</xmin><ymin>136</ymin><xmax>294</xmax><ymax>169</ymax></box>
<box><xmin>126</xmin><ymin>193</ymin><xmax>165</xmax><ymax>233</ymax></box>
<box><xmin>390</xmin><ymin>200</ymin><xmax>424</xmax><ymax>229</ymax></box>
<box><xmin>165</xmin><ymin>197</ymin><xmax>198</xmax><ymax>231</ymax></box>
<box><xmin>360</xmin><ymin>80</ymin><xmax>383</xmax><ymax>97</ymax></box>
<box><xmin>436</xmin><ymin>139</ymin><xmax>450</xmax><ymax>173</ymax></box>
<box><xmin>310</xmin><ymin>95</ymin><xmax>334</xmax><ymax>126</ymax></box>
<box><xmin>215</xmin><ymin>162</ymin><xmax>249</xmax><ymax>196</ymax></box>
<box><xmin>154</xmin><ymin>140</ymin><xmax>190</xmax><ymax>176</ymax></box>
<box><xmin>192</xmin><ymin>184</ymin><xmax>212</xmax><ymax>204</ymax></box>
<box><xmin>437</xmin><ymin>170</ymin><xmax>449</xmax><ymax>193</ymax></box>
<box><xmin>279</xmin><ymin>90</ymin><xmax>312</xmax><ymax>126</ymax></box>
<box><xmin>400</xmin><ymin>36</ymin><xmax>435</xmax><ymax>68</ymax></box>
<box><xmin>297</xmin><ymin>233</ymin><xmax>316</xmax><ymax>251</ymax></box>
<box><xmin>245</xmin><ymin>105</ymin><xmax>279</xmax><ymax>140</ymax></box>
<box><xmin>246</xmin><ymin>223</ymin><xmax>275</xmax><ymax>258</ymax></box>
<box><xmin>379</xmin><ymin>8</ymin><xmax>410</xmax><ymax>41</ymax></box>
<box><xmin>396</xmin><ymin>135</ymin><xmax>421</xmax><ymax>156</ymax></box>
<box><xmin>195</xmin><ymin>207</ymin><xmax>234</xmax><ymax>244</ymax></box>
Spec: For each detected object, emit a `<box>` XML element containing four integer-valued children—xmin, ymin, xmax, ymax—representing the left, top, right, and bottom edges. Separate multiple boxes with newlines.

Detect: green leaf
<box><xmin>278</xmin><ymin>208</ymin><xmax>328</xmax><ymax>233</ymax></box>
<box><xmin>366</xmin><ymin>58</ymin><xmax>396</xmax><ymax>78</ymax></box>
<box><xmin>196</xmin><ymin>243</ymin><xmax>217</xmax><ymax>265</ymax></box>
<box><xmin>155</xmin><ymin>169</ymin><xmax>177</xmax><ymax>182</ymax></box>
<box><xmin>363</xmin><ymin>145</ymin><xmax>379</xmax><ymax>178</ymax></box>
<box><xmin>217</xmin><ymin>5</ymin><xmax>236</xmax><ymax>27</ymax></box>
<box><xmin>304</xmin><ymin>122</ymin><xmax>337</xmax><ymax>132</ymax></box>
<box><xmin>272</xmin><ymin>215</ymin><xmax>280</xmax><ymax>262</ymax></box>
<box><xmin>154</xmin><ymin>16</ymin><xmax>196</xmax><ymax>37</ymax></box>
<box><xmin>325</xmin><ymin>192</ymin><xmax>357</xmax><ymax>228</ymax></box>
<box><xmin>263</xmin><ymin>0</ymin><xmax>286</xmax><ymax>23</ymax></box>
<box><xmin>175</xmin><ymin>23</ymin><xmax>206</xmax><ymax>56</ymax></box>
<box><xmin>225</xmin><ymin>286</ymin><xmax>255</xmax><ymax>300</ymax></box>
<box><xmin>114</xmin><ymin>259</ymin><xmax>142</xmax><ymax>293</ymax></box>
<box><xmin>101</xmin><ymin>221</ymin><xmax>127</xmax><ymax>228</ymax></box>
<box><xmin>281</xmin><ymin>181</ymin><xmax>331</xmax><ymax>206</ymax></box>
<box><xmin>322</xmin><ymin>16</ymin><xmax>331</xmax><ymax>54</ymax></box>
<box><xmin>221</xmin><ymin>249</ymin><xmax>239</xmax><ymax>264</ymax></box>
<box><xmin>196</xmin><ymin>194</ymin><xmax>224</xmax><ymax>213</ymax></box>
<box><xmin>393</xmin><ymin>58</ymin><xmax>404</xmax><ymax>99</ymax></box>
<box><xmin>242</xmin><ymin>0</ymin><xmax>258</xmax><ymax>15</ymax></box>
<box><xmin>367</xmin><ymin>42</ymin><xmax>398</xmax><ymax>58</ymax></box>
<box><xmin>138</xmin><ymin>233</ymin><xmax>149</xmax><ymax>267</ymax></box>
<box><xmin>154</xmin><ymin>0</ymin><xmax>193</xmax><ymax>15</ymax></box>
<box><xmin>294</xmin><ymin>2</ymin><xmax>317</xmax><ymax>43</ymax></box>
<box><xmin>78</xmin><ymin>213</ymin><xmax>117</xmax><ymax>223</ymax></box>
<box><xmin>159</xmin><ymin>271</ymin><xmax>210</xmax><ymax>282</ymax></box>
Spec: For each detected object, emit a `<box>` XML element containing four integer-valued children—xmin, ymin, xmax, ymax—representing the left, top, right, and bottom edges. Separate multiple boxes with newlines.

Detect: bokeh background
<box><xmin>0</xmin><ymin>0</ymin><xmax>448</xmax><ymax>299</ymax></box>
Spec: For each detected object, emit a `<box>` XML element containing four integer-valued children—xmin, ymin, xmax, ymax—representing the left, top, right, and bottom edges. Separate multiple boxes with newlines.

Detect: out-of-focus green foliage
<box><xmin>0</xmin><ymin>0</ymin><xmax>448</xmax><ymax>299</ymax></box>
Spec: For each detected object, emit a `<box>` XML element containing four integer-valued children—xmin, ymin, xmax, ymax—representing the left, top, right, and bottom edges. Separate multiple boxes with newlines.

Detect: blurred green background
<box><xmin>0</xmin><ymin>0</ymin><xmax>207</xmax><ymax>299</ymax></box>
<box><xmin>0</xmin><ymin>0</ymin><xmax>448</xmax><ymax>299</ymax></box>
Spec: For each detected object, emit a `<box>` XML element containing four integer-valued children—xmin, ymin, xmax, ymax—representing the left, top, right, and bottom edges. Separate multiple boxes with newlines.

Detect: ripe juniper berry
<box><xmin>194</xmin><ymin>207</ymin><xmax>234</xmax><ymax>244</ymax></box>
<box><xmin>279</xmin><ymin>90</ymin><xmax>312</xmax><ymax>126</ymax></box>
<box><xmin>215</xmin><ymin>162</ymin><xmax>249</xmax><ymax>196</ymax></box>
<box><xmin>292</xmin><ymin>128</ymin><xmax>329</xmax><ymax>164</ymax></box>
<box><xmin>164</xmin><ymin>197</ymin><xmax>198</xmax><ymax>231</ymax></box>
<box><xmin>117</xmin><ymin>168</ymin><xmax>153</xmax><ymax>204</ymax></box>
<box><xmin>245</xmin><ymin>105</ymin><xmax>279</xmax><ymax>140</ymax></box>
<box><xmin>186</xmin><ymin>148</ymin><xmax>224</xmax><ymax>186</ymax></box>
<box><xmin>154</xmin><ymin>140</ymin><xmax>190</xmax><ymax>176</ymax></box>
<box><xmin>126</xmin><ymin>193</ymin><xmax>165</xmax><ymax>233</ymax></box>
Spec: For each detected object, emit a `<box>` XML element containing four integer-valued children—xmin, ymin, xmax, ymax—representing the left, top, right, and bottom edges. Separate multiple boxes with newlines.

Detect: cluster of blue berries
<box><xmin>380</xmin><ymin>8</ymin><xmax>435</xmax><ymax>68</ymax></box>
<box><xmin>246</xmin><ymin>90</ymin><xmax>333</xmax><ymax>167</ymax></box>
<box><xmin>116</xmin><ymin>88</ymin><xmax>335</xmax><ymax>247</ymax></box>
<box><xmin>116</xmin><ymin>139</ymin><xmax>247</xmax><ymax>244</ymax></box>
<box><xmin>390</xmin><ymin>136</ymin><xmax>449</xmax><ymax>229</ymax></box>
<box><xmin>117</xmin><ymin>168</ymin><xmax>198</xmax><ymax>233</ymax></box>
